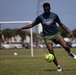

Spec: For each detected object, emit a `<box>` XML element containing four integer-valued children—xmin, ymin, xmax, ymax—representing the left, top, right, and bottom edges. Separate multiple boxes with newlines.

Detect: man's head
<box><xmin>43</xmin><ymin>3</ymin><xmax>51</xmax><ymax>14</ymax></box>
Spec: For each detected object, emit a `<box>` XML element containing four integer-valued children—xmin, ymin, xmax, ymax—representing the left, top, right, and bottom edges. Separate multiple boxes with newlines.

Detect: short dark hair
<box><xmin>43</xmin><ymin>3</ymin><xmax>50</xmax><ymax>8</ymax></box>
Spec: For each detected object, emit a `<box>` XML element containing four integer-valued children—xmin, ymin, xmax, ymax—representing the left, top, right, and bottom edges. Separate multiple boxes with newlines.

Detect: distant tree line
<box><xmin>1</xmin><ymin>27</ymin><xmax>76</xmax><ymax>42</ymax></box>
<box><xmin>57</xmin><ymin>26</ymin><xmax>76</xmax><ymax>38</ymax></box>
<box><xmin>2</xmin><ymin>28</ymin><xmax>37</xmax><ymax>42</ymax></box>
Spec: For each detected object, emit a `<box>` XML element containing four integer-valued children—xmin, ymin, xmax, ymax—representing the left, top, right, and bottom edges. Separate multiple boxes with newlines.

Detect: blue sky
<box><xmin>0</xmin><ymin>0</ymin><xmax>76</xmax><ymax>31</ymax></box>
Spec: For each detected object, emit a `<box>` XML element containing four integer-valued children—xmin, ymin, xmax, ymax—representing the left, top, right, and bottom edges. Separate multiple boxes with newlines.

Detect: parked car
<box><xmin>22</xmin><ymin>42</ymin><xmax>31</xmax><ymax>48</ymax></box>
<box><xmin>71</xmin><ymin>42</ymin><xmax>76</xmax><ymax>48</ymax></box>
<box><xmin>2</xmin><ymin>42</ymin><xmax>23</xmax><ymax>49</ymax></box>
<box><xmin>66</xmin><ymin>42</ymin><xmax>72</xmax><ymax>48</ymax></box>
<box><xmin>38</xmin><ymin>43</ymin><xmax>46</xmax><ymax>48</ymax></box>
<box><xmin>12</xmin><ymin>42</ymin><xmax>23</xmax><ymax>48</ymax></box>
<box><xmin>2</xmin><ymin>44</ymin><xmax>15</xmax><ymax>49</ymax></box>
<box><xmin>53</xmin><ymin>44</ymin><xmax>62</xmax><ymax>48</ymax></box>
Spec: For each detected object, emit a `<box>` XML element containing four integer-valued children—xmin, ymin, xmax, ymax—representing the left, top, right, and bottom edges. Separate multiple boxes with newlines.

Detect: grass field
<box><xmin>0</xmin><ymin>48</ymin><xmax>76</xmax><ymax>75</ymax></box>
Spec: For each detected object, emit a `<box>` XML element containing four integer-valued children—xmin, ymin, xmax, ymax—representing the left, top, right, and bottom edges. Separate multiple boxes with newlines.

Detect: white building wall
<box><xmin>38</xmin><ymin>23</ymin><xmax>42</xmax><ymax>34</ymax></box>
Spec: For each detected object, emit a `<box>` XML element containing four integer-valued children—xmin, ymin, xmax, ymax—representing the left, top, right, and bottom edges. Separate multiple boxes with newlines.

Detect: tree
<box><xmin>18</xmin><ymin>31</ymin><xmax>26</xmax><ymax>42</ymax></box>
<box><xmin>57</xmin><ymin>26</ymin><xmax>68</xmax><ymax>37</ymax></box>
<box><xmin>2</xmin><ymin>29</ymin><xmax>16</xmax><ymax>38</ymax></box>
<box><xmin>2</xmin><ymin>29</ymin><xmax>36</xmax><ymax>42</ymax></box>
<box><xmin>72</xmin><ymin>29</ymin><xmax>76</xmax><ymax>37</ymax></box>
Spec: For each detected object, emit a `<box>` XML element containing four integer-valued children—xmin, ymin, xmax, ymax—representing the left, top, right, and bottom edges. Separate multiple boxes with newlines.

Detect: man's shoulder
<box><xmin>38</xmin><ymin>13</ymin><xmax>44</xmax><ymax>17</ymax></box>
<box><xmin>36</xmin><ymin>13</ymin><xmax>44</xmax><ymax>20</ymax></box>
<box><xmin>51</xmin><ymin>12</ymin><xmax>57</xmax><ymax>16</ymax></box>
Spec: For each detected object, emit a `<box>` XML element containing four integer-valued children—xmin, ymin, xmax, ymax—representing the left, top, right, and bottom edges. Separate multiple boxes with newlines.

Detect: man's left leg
<box><xmin>58</xmin><ymin>37</ymin><xmax>76</xmax><ymax>59</ymax></box>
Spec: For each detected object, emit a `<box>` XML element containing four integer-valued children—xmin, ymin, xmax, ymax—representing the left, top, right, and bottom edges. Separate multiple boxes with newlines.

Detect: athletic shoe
<box><xmin>57</xmin><ymin>65</ymin><xmax>62</xmax><ymax>72</ymax></box>
<box><xmin>69</xmin><ymin>52</ymin><xmax>76</xmax><ymax>59</ymax></box>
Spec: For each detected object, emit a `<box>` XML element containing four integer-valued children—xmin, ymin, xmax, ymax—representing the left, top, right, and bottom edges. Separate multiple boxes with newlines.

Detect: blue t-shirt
<box><xmin>34</xmin><ymin>12</ymin><xmax>61</xmax><ymax>36</ymax></box>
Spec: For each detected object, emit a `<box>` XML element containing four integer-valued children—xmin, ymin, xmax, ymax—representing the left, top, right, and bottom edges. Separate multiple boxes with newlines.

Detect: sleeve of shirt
<box><xmin>56</xmin><ymin>14</ymin><xmax>61</xmax><ymax>23</ymax></box>
<box><xmin>34</xmin><ymin>16</ymin><xmax>41</xmax><ymax>24</ymax></box>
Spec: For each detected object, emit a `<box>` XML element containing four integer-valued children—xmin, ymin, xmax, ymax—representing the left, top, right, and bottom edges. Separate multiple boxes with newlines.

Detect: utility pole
<box><xmin>37</xmin><ymin>0</ymin><xmax>45</xmax><ymax>34</ymax></box>
<box><xmin>35</xmin><ymin>0</ymin><xmax>45</xmax><ymax>47</ymax></box>
<box><xmin>0</xmin><ymin>24</ymin><xmax>1</xmax><ymax>48</ymax></box>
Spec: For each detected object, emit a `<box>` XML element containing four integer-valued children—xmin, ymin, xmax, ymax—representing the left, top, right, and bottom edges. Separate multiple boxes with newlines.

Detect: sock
<box><xmin>69</xmin><ymin>52</ymin><xmax>75</xmax><ymax>57</ymax></box>
<box><xmin>58</xmin><ymin>65</ymin><xmax>61</xmax><ymax>67</ymax></box>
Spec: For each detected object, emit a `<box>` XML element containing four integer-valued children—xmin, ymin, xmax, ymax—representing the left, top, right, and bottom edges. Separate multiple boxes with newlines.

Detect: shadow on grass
<box><xmin>62</xmin><ymin>69</ymin><xmax>76</xmax><ymax>71</ymax></box>
<box><xmin>44</xmin><ymin>69</ymin><xmax>56</xmax><ymax>71</ymax></box>
<box><xmin>44</xmin><ymin>68</ymin><xmax>76</xmax><ymax>72</ymax></box>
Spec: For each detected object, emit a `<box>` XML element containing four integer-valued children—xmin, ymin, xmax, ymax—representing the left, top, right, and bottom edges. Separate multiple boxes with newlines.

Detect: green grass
<box><xmin>0</xmin><ymin>48</ymin><xmax>76</xmax><ymax>75</ymax></box>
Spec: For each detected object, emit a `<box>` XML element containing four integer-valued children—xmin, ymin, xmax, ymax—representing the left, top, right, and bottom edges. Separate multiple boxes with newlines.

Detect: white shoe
<box><xmin>73</xmin><ymin>55</ymin><xmax>76</xmax><ymax>59</ymax></box>
<box><xmin>69</xmin><ymin>52</ymin><xmax>76</xmax><ymax>59</ymax></box>
<box><xmin>57</xmin><ymin>65</ymin><xmax>62</xmax><ymax>72</ymax></box>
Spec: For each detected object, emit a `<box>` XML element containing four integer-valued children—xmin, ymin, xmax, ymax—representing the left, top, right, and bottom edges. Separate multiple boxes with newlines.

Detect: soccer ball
<box><xmin>14</xmin><ymin>52</ymin><xmax>18</xmax><ymax>56</ymax></box>
<box><xmin>45</xmin><ymin>53</ymin><xmax>54</xmax><ymax>62</ymax></box>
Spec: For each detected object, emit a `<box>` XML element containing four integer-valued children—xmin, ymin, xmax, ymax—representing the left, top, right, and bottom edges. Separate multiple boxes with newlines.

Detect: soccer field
<box><xmin>0</xmin><ymin>48</ymin><xmax>76</xmax><ymax>75</ymax></box>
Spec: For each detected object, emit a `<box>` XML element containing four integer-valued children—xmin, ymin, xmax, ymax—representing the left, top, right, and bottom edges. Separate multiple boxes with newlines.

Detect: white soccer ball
<box><xmin>14</xmin><ymin>52</ymin><xmax>18</xmax><ymax>56</ymax></box>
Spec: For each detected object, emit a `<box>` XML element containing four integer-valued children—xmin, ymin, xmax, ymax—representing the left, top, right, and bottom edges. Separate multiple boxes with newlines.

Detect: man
<box><xmin>0</xmin><ymin>30</ymin><xmax>6</xmax><ymax>47</ymax></box>
<box><xmin>17</xmin><ymin>3</ymin><xmax>76</xmax><ymax>71</ymax></box>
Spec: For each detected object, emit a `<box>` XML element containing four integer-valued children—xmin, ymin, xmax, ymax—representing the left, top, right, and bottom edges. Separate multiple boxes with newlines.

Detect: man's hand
<box><xmin>69</xmin><ymin>32</ymin><xmax>75</xmax><ymax>41</ymax></box>
<box><xmin>16</xmin><ymin>28</ymin><xmax>22</xmax><ymax>32</ymax></box>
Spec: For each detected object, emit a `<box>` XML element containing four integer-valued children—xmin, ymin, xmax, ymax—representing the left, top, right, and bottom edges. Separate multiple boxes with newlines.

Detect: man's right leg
<box><xmin>46</xmin><ymin>43</ymin><xmax>62</xmax><ymax>71</ymax></box>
